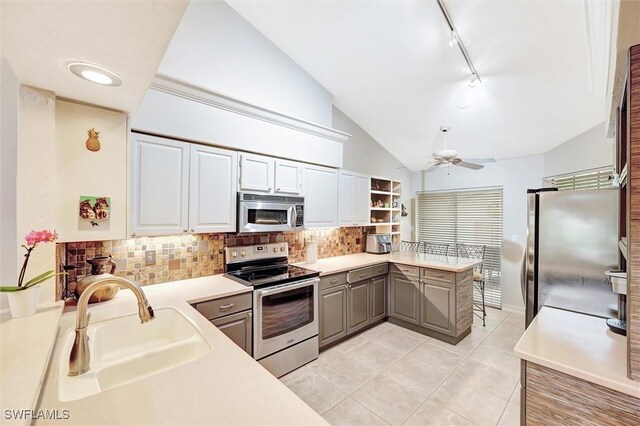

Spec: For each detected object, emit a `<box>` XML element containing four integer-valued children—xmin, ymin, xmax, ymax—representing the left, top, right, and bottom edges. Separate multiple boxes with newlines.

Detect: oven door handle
<box><xmin>256</xmin><ymin>278</ymin><xmax>319</xmax><ymax>297</ymax></box>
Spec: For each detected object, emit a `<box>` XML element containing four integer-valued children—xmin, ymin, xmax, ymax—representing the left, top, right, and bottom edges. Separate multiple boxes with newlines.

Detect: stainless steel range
<box><xmin>225</xmin><ymin>242</ymin><xmax>320</xmax><ymax>377</ymax></box>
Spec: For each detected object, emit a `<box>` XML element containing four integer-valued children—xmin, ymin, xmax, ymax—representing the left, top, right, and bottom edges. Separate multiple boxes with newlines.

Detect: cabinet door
<box><xmin>189</xmin><ymin>145</ymin><xmax>237</xmax><ymax>233</ymax></box>
<box><xmin>338</xmin><ymin>170</ymin><xmax>356</xmax><ymax>226</ymax></box>
<box><xmin>389</xmin><ymin>273</ymin><xmax>420</xmax><ymax>325</ymax></box>
<box><xmin>211</xmin><ymin>310</ymin><xmax>252</xmax><ymax>356</ymax></box>
<box><xmin>274</xmin><ymin>159</ymin><xmax>302</xmax><ymax>195</ymax></box>
<box><xmin>347</xmin><ymin>280</ymin><xmax>370</xmax><ymax>334</ymax></box>
<box><xmin>420</xmin><ymin>280</ymin><xmax>455</xmax><ymax>336</ymax></box>
<box><xmin>239</xmin><ymin>153</ymin><xmax>274</xmax><ymax>193</ymax></box>
<box><xmin>130</xmin><ymin>134</ymin><xmax>189</xmax><ymax>236</ymax></box>
<box><xmin>303</xmin><ymin>164</ymin><xmax>338</xmax><ymax>228</ymax></box>
<box><xmin>370</xmin><ymin>275</ymin><xmax>388</xmax><ymax>322</ymax></box>
<box><xmin>354</xmin><ymin>174</ymin><xmax>371</xmax><ymax>225</ymax></box>
<box><xmin>319</xmin><ymin>285</ymin><xmax>348</xmax><ymax>348</ymax></box>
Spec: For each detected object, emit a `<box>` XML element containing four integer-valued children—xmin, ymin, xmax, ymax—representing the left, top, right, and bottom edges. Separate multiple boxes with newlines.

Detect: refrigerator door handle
<box><xmin>520</xmin><ymin>249</ymin><xmax>527</xmax><ymax>304</ymax></box>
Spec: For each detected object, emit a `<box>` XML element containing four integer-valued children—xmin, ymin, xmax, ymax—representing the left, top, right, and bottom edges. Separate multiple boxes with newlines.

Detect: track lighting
<box><xmin>449</xmin><ymin>31</ymin><xmax>459</xmax><ymax>47</ymax></box>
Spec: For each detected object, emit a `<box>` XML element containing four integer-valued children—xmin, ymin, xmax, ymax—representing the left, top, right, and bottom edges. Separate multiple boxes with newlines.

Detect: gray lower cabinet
<box><xmin>389</xmin><ymin>273</ymin><xmax>420</xmax><ymax>325</ymax></box>
<box><xmin>347</xmin><ymin>280</ymin><xmax>370</xmax><ymax>334</ymax></box>
<box><xmin>370</xmin><ymin>275</ymin><xmax>387</xmax><ymax>322</ymax></box>
<box><xmin>319</xmin><ymin>284</ymin><xmax>348</xmax><ymax>347</ymax></box>
<box><xmin>193</xmin><ymin>292</ymin><xmax>253</xmax><ymax>356</ymax></box>
<box><xmin>211</xmin><ymin>310</ymin><xmax>253</xmax><ymax>355</ymax></box>
<box><xmin>319</xmin><ymin>264</ymin><xmax>388</xmax><ymax>349</ymax></box>
<box><xmin>420</xmin><ymin>280</ymin><xmax>455</xmax><ymax>335</ymax></box>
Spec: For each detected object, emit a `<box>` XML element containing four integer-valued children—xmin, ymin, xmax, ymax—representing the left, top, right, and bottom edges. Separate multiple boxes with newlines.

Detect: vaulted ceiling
<box><xmin>228</xmin><ymin>0</ymin><xmax>612</xmax><ymax>171</ymax></box>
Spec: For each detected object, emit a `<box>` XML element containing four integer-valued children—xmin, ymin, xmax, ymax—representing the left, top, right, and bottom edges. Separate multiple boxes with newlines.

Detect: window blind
<box><xmin>415</xmin><ymin>187</ymin><xmax>504</xmax><ymax>308</ymax></box>
<box><xmin>544</xmin><ymin>166</ymin><xmax>614</xmax><ymax>190</ymax></box>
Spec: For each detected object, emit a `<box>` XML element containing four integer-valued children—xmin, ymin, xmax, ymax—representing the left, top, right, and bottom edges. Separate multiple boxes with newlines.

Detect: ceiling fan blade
<box><xmin>458</xmin><ymin>162</ymin><xmax>484</xmax><ymax>170</ymax></box>
<box><xmin>460</xmin><ymin>158</ymin><xmax>496</xmax><ymax>164</ymax></box>
<box><xmin>423</xmin><ymin>163</ymin><xmax>441</xmax><ymax>173</ymax></box>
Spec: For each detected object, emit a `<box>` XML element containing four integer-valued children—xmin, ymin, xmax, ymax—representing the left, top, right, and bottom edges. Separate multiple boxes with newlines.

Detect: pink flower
<box><xmin>24</xmin><ymin>229</ymin><xmax>58</xmax><ymax>246</ymax></box>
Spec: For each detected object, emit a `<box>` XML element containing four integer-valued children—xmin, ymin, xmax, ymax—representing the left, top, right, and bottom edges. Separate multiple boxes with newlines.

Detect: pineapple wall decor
<box><xmin>85</xmin><ymin>128</ymin><xmax>101</xmax><ymax>152</ymax></box>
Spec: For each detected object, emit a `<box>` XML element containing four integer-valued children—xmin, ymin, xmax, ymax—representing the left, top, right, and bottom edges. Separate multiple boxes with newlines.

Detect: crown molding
<box><xmin>150</xmin><ymin>74</ymin><xmax>351</xmax><ymax>143</ymax></box>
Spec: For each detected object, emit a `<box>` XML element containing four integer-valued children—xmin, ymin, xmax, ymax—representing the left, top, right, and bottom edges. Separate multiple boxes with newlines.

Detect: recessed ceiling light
<box><xmin>68</xmin><ymin>62</ymin><xmax>123</xmax><ymax>87</ymax></box>
<box><xmin>456</xmin><ymin>99</ymin><xmax>470</xmax><ymax>109</ymax></box>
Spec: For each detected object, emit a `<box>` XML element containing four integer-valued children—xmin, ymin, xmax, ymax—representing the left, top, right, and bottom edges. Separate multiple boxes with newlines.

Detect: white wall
<box><xmin>1</xmin><ymin>52</ymin><xmax>19</xmax><ymax>307</ymax></box>
<box><xmin>413</xmin><ymin>155</ymin><xmax>546</xmax><ymax>313</ymax></box>
<box><xmin>544</xmin><ymin>122</ymin><xmax>614</xmax><ymax>177</ymax></box>
<box><xmin>55</xmin><ymin>100</ymin><xmax>128</xmax><ymax>242</ymax></box>
<box><xmin>16</xmin><ymin>86</ymin><xmax>57</xmax><ymax>304</ymax></box>
<box><xmin>158</xmin><ymin>1</ymin><xmax>333</xmax><ymax>126</ymax></box>
<box><xmin>333</xmin><ymin>107</ymin><xmax>413</xmax><ymax>239</ymax></box>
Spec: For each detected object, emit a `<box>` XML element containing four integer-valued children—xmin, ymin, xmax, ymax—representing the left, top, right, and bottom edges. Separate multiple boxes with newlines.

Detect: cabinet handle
<box><xmin>268</xmin><ymin>187</ymin><xmax>272</xmax><ymax>191</ymax></box>
<box><xmin>219</xmin><ymin>303</ymin><xmax>234</xmax><ymax>310</ymax></box>
<box><xmin>358</xmin><ymin>273</ymin><xmax>366</xmax><ymax>278</ymax></box>
<box><xmin>190</xmin><ymin>228</ymin><xmax>195</xmax><ymax>233</ymax></box>
<box><xmin>432</xmin><ymin>274</ymin><xmax>444</xmax><ymax>278</ymax></box>
<box><xmin>130</xmin><ymin>233</ymin><xmax>136</xmax><ymax>238</ymax></box>
<box><xmin>330</xmin><ymin>279</ymin><xmax>338</xmax><ymax>284</ymax></box>
<box><xmin>276</xmin><ymin>187</ymin><xmax>281</xmax><ymax>191</ymax></box>
<box><xmin>183</xmin><ymin>229</ymin><xmax>188</xmax><ymax>233</ymax></box>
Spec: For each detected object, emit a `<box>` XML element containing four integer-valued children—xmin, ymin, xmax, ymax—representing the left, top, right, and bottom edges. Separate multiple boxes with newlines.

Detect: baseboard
<box><xmin>502</xmin><ymin>304</ymin><xmax>525</xmax><ymax>315</ymax></box>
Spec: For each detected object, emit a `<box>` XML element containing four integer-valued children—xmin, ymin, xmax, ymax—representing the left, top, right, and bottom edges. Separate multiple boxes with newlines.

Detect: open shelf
<box><xmin>369</xmin><ymin>176</ymin><xmax>402</xmax><ymax>250</ymax></box>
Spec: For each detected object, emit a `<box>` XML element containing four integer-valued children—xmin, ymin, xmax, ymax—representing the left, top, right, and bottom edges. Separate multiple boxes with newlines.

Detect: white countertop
<box><xmin>514</xmin><ymin>306</ymin><xmax>640</xmax><ymax>398</ymax></box>
<box><xmin>1</xmin><ymin>302</ymin><xmax>65</xmax><ymax>425</ymax></box>
<box><xmin>5</xmin><ymin>274</ymin><xmax>325</xmax><ymax>425</ymax></box>
<box><xmin>299</xmin><ymin>252</ymin><xmax>481</xmax><ymax>275</ymax></box>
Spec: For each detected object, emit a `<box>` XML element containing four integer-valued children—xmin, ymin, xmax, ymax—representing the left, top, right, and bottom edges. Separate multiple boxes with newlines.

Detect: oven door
<box><xmin>253</xmin><ymin>278</ymin><xmax>319</xmax><ymax>360</ymax></box>
<box><xmin>239</xmin><ymin>201</ymin><xmax>297</xmax><ymax>233</ymax></box>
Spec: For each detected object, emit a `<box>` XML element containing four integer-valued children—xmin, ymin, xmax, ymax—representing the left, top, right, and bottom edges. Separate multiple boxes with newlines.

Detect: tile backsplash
<box><xmin>58</xmin><ymin>227</ymin><xmax>375</xmax><ymax>297</ymax></box>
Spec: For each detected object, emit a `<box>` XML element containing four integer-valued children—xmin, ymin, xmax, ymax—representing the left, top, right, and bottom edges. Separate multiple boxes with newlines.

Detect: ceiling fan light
<box><xmin>468</xmin><ymin>76</ymin><xmax>480</xmax><ymax>88</ymax></box>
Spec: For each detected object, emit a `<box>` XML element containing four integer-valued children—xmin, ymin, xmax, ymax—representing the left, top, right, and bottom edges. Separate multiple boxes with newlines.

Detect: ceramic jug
<box><xmin>75</xmin><ymin>255</ymin><xmax>120</xmax><ymax>303</ymax></box>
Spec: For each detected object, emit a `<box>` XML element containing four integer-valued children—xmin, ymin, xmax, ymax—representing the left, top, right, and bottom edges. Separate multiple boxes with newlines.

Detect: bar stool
<box><xmin>456</xmin><ymin>243</ymin><xmax>487</xmax><ymax>326</ymax></box>
<box><xmin>423</xmin><ymin>242</ymin><xmax>449</xmax><ymax>256</ymax></box>
<box><xmin>400</xmin><ymin>240</ymin><xmax>422</xmax><ymax>253</ymax></box>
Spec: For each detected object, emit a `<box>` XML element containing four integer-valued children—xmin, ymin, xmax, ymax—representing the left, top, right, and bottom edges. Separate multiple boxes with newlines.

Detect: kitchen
<box><xmin>1</xmin><ymin>1</ymin><xmax>640</xmax><ymax>425</ymax></box>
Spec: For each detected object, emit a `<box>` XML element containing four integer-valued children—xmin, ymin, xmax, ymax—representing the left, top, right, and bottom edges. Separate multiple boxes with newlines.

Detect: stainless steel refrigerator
<box><xmin>522</xmin><ymin>188</ymin><xmax>619</xmax><ymax>327</ymax></box>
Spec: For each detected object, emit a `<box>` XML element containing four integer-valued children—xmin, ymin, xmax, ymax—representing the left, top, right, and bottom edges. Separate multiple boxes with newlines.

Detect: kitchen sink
<box><xmin>58</xmin><ymin>307</ymin><xmax>210</xmax><ymax>402</ymax></box>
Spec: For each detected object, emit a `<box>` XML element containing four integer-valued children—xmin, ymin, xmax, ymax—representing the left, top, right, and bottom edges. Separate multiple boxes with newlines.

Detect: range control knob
<box><xmin>273</xmin><ymin>247</ymin><xmax>278</xmax><ymax>253</ymax></box>
<box><xmin>241</xmin><ymin>251</ymin><xmax>246</xmax><ymax>257</ymax></box>
<box><xmin>280</xmin><ymin>247</ymin><xmax>286</xmax><ymax>252</ymax></box>
<box><xmin>232</xmin><ymin>251</ymin><xmax>238</xmax><ymax>258</ymax></box>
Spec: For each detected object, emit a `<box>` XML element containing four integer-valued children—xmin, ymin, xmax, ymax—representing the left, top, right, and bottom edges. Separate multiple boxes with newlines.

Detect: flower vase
<box><xmin>7</xmin><ymin>286</ymin><xmax>40</xmax><ymax>318</ymax></box>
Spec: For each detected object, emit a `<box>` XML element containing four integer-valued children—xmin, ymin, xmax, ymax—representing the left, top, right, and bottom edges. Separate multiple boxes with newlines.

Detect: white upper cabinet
<box><xmin>274</xmin><ymin>159</ymin><xmax>303</xmax><ymax>195</ymax></box>
<box><xmin>338</xmin><ymin>170</ymin><xmax>355</xmax><ymax>226</ymax></box>
<box><xmin>189</xmin><ymin>145</ymin><xmax>237</xmax><ymax>233</ymax></box>
<box><xmin>131</xmin><ymin>134</ymin><xmax>190</xmax><ymax>236</ymax></box>
<box><xmin>354</xmin><ymin>174</ymin><xmax>371</xmax><ymax>225</ymax></box>
<box><xmin>303</xmin><ymin>164</ymin><xmax>338</xmax><ymax>228</ymax></box>
<box><xmin>239</xmin><ymin>153</ymin><xmax>274</xmax><ymax>193</ymax></box>
<box><xmin>338</xmin><ymin>170</ymin><xmax>370</xmax><ymax>227</ymax></box>
<box><xmin>239</xmin><ymin>153</ymin><xmax>303</xmax><ymax>195</ymax></box>
<box><xmin>131</xmin><ymin>134</ymin><xmax>237</xmax><ymax>236</ymax></box>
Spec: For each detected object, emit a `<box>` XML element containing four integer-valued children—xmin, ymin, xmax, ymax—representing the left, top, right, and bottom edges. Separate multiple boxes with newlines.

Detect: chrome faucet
<box><xmin>68</xmin><ymin>277</ymin><xmax>155</xmax><ymax>376</ymax></box>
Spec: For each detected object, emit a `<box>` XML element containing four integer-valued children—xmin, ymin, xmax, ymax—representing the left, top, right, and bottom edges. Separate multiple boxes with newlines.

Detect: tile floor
<box><xmin>281</xmin><ymin>308</ymin><xmax>524</xmax><ymax>425</ymax></box>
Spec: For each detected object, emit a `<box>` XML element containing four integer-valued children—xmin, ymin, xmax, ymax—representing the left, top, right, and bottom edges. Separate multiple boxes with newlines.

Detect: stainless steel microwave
<box><xmin>238</xmin><ymin>192</ymin><xmax>304</xmax><ymax>234</ymax></box>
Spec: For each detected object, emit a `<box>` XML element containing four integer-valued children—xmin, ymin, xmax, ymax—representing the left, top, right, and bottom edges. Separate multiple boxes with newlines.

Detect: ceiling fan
<box><xmin>423</xmin><ymin>127</ymin><xmax>495</xmax><ymax>173</ymax></box>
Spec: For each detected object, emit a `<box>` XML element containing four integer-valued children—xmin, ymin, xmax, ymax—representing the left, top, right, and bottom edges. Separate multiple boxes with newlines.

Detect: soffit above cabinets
<box><xmin>228</xmin><ymin>1</ymin><xmax>612</xmax><ymax>170</ymax></box>
<box><xmin>2</xmin><ymin>0</ymin><xmax>188</xmax><ymax>113</ymax></box>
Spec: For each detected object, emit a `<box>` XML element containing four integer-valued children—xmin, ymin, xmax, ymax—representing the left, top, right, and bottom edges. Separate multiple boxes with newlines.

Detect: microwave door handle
<box><xmin>290</xmin><ymin>205</ymin><xmax>297</xmax><ymax>228</ymax></box>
